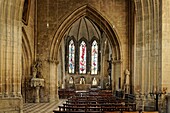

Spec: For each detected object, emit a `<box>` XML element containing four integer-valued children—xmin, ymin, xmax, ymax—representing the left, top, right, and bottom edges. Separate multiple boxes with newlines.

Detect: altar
<box><xmin>75</xmin><ymin>84</ymin><xmax>91</xmax><ymax>90</ymax></box>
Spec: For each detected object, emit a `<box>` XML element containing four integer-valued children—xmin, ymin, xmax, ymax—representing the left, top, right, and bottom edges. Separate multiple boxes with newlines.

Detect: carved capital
<box><xmin>112</xmin><ymin>60</ymin><xmax>122</xmax><ymax>64</ymax></box>
<box><xmin>47</xmin><ymin>59</ymin><xmax>59</xmax><ymax>64</ymax></box>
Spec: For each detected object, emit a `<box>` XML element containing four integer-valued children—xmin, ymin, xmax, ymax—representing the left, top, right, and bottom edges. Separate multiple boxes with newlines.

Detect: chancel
<box><xmin>0</xmin><ymin>0</ymin><xmax>170</xmax><ymax>113</ymax></box>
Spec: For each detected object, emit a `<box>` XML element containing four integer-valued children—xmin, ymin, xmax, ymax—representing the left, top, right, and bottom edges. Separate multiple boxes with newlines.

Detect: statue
<box><xmin>161</xmin><ymin>87</ymin><xmax>167</xmax><ymax>111</ymax></box>
<box><xmin>107</xmin><ymin>58</ymin><xmax>113</xmax><ymax>75</ymax></box>
<box><xmin>80</xmin><ymin>77</ymin><xmax>85</xmax><ymax>84</ymax></box>
<box><xmin>32</xmin><ymin>59</ymin><xmax>42</xmax><ymax>78</ymax></box>
<box><xmin>92</xmin><ymin>77</ymin><xmax>97</xmax><ymax>86</ymax></box>
<box><xmin>124</xmin><ymin>69</ymin><xmax>130</xmax><ymax>94</ymax></box>
<box><xmin>32</xmin><ymin>65</ymin><xmax>37</xmax><ymax>78</ymax></box>
<box><xmin>107</xmin><ymin>57</ymin><xmax>113</xmax><ymax>86</ymax></box>
<box><xmin>69</xmin><ymin>77</ymin><xmax>74</xmax><ymax>84</ymax></box>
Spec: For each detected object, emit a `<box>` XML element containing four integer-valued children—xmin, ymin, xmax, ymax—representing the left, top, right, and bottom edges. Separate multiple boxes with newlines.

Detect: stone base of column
<box><xmin>0</xmin><ymin>97</ymin><xmax>23</xmax><ymax>113</ymax></box>
<box><xmin>11</xmin><ymin>92</ymin><xmax>16</xmax><ymax>97</ymax></box>
<box><xmin>49</xmin><ymin>94</ymin><xmax>59</xmax><ymax>103</ymax></box>
<box><xmin>49</xmin><ymin>96</ymin><xmax>57</xmax><ymax>102</ymax></box>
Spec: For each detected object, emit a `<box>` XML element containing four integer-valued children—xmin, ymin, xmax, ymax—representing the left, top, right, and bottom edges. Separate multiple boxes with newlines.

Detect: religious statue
<box><xmin>32</xmin><ymin>59</ymin><xmax>42</xmax><ymax>78</ymax></box>
<box><xmin>32</xmin><ymin>65</ymin><xmax>37</xmax><ymax>78</ymax></box>
<box><xmin>124</xmin><ymin>69</ymin><xmax>130</xmax><ymax>94</ymax></box>
<box><xmin>161</xmin><ymin>87</ymin><xmax>167</xmax><ymax>111</ymax></box>
<box><xmin>107</xmin><ymin>58</ymin><xmax>113</xmax><ymax>75</ymax></box>
<box><xmin>69</xmin><ymin>77</ymin><xmax>74</xmax><ymax>84</ymax></box>
<box><xmin>92</xmin><ymin>77</ymin><xmax>97</xmax><ymax>86</ymax></box>
<box><xmin>80</xmin><ymin>77</ymin><xmax>85</xmax><ymax>84</ymax></box>
<box><xmin>107</xmin><ymin>57</ymin><xmax>113</xmax><ymax>86</ymax></box>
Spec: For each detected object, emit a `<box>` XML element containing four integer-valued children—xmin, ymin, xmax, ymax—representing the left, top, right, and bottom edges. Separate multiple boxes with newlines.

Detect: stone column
<box><xmin>162</xmin><ymin>0</ymin><xmax>170</xmax><ymax>93</ymax></box>
<box><xmin>49</xmin><ymin>60</ymin><xmax>59</xmax><ymax>102</ymax></box>
<box><xmin>112</xmin><ymin>60</ymin><xmax>122</xmax><ymax>91</ymax></box>
<box><xmin>35</xmin><ymin>86</ymin><xmax>40</xmax><ymax>103</ymax></box>
<box><xmin>0</xmin><ymin>0</ymin><xmax>24</xmax><ymax>112</ymax></box>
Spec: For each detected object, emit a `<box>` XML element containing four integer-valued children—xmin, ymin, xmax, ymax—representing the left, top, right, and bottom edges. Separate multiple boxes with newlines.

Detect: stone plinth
<box><xmin>31</xmin><ymin>78</ymin><xmax>44</xmax><ymax>103</ymax></box>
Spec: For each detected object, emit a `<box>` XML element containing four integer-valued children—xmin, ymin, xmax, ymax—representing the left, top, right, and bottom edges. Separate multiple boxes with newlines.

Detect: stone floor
<box><xmin>23</xmin><ymin>99</ymin><xmax>66</xmax><ymax>113</ymax></box>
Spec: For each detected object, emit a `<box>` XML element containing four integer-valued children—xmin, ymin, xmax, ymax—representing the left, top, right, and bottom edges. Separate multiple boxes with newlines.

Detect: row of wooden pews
<box><xmin>58</xmin><ymin>89</ymin><xmax>75</xmax><ymax>99</ymax></box>
<box><xmin>58</xmin><ymin>89</ymin><xmax>112</xmax><ymax>99</ymax></box>
<box><xmin>54</xmin><ymin>89</ymin><xmax>137</xmax><ymax>113</ymax></box>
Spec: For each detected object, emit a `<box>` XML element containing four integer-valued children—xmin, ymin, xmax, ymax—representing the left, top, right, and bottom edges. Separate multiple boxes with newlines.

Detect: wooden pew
<box><xmin>53</xmin><ymin>110</ymin><xmax>102</xmax><ymax>113</ymax></box>
<box><xmin>58</xmin><ymin>89</ymin><xmax>75</xmax><ymax>99</ymax></box>
<box><xmin>142</xmin><ymin>111</ymin><xmax>159</xmax><ymax>113</ymax></box>
<box><xmin>122</xmin><ymin>111</ymin><xmax>139</xmax><ymax>113</ymax></box>
<box><xmin>57</xmin><ymin>89</ymin><xmax>136</xmax><ymax>113</ymax></box>
<box><xmin>104</xmin><ymin>111</ymin><xmax>120</xmax><ymax>113</ymax></box>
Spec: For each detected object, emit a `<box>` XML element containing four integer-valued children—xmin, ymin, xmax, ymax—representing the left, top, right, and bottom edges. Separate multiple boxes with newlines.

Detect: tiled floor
<box><xmin>23</xmin><ymin>99</ymin><xmax>66</xmax><ymax>113</ymax></box>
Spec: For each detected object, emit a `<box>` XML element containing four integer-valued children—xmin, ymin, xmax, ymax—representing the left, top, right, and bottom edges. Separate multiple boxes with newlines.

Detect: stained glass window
<box><xmin>79</xmin><ymin>41</ymin><xmax>87</xmax><ymax>74</ymax></box>
<box><xmin>68</xmin><ymin>40</ymin><xmax>75</xmax><ymax>73</ymax></box>
<box><xmin>91</xmin><ymin>40</ymin><xmax>98</xmax><ymax>74</ymax></box>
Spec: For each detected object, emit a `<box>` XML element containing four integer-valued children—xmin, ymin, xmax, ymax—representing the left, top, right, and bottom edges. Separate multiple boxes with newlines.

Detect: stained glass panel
<box><xmin>91</xmin><ymin>40</ymin><xmax>98</xmax><ymax>74</ymax></box>
<box><xmin>79</xmin><ymin>41</ymin><xmax>86</xmax><ymax>74</ymax></box>
<box><xmin>68</xmin><ymin>40</ymin><xmax>75</xmax><ymax>73</ymax></box>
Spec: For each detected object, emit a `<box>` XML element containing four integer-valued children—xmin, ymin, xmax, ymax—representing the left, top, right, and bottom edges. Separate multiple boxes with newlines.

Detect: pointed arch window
<box><xmin>68</xmin><ymin>40</ymin><xmax>75</xmax><ymax>73</ymax></box>
<box><xmin>91</xmin><ymin>40</ymin><xmax>98</xmax><ymax>74</ymax></box>
<box><xmin>79</xmin><ymin>41</ymin><xmax>87</xmax><ymax>74</ymax></box>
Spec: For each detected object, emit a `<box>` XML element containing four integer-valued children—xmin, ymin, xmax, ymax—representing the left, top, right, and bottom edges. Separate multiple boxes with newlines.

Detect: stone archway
<box><xmin>49</xmin><ymin>5</ymin><xmax>122</xmax><ymax>101</ymax></box>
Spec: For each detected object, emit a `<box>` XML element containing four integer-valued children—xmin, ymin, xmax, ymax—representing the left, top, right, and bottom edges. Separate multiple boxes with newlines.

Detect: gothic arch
<box><xmin>49</xmin><ymin>5</ymin><xmax>123</xmax><ymax>97</ymax></box>
<box><xmin>50</xmin><ymin>5</ymin><xmax>122</xmax><ymax>61</ymax></box>
<box><xmin>22</xmin><ymin>27</ymin><xmax>33</xmax><ymax>62</ymax></box>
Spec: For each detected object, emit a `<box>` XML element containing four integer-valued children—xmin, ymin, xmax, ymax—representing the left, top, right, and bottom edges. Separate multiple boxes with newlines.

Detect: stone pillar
<box><xmin>35</xmin><ymin>86</ymin><xmax>40</xmax><ymax>102</ymax></box>
<box><xmin>49</xmin><ymin>60</ymin><xmax>59</xmax><ymax>102</ymax></box>
<box><xmin>162</xmin><ymin>0</ymin><xmax>170</xmax><ymax>93</ymax></box>
<box><xmin>112</xmin><ymin>60</ymin><xmax>122</xmax><ymax>91</ymax></box>
<box><xmin>100</xmin><ymin>51</ymin><xmax>104</xmax><ymax>89</ymax></box>
<box><xmin>0</xmin><ymin>0</ymin><xmax>24</xmax><ymax>112</ymax></box>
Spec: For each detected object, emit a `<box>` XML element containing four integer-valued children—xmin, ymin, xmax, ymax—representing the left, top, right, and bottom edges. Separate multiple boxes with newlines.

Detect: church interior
<box><xmin>0</xmin><ymin>0</ymin><xmax>170</xmax><ymax>113</ymax></box>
